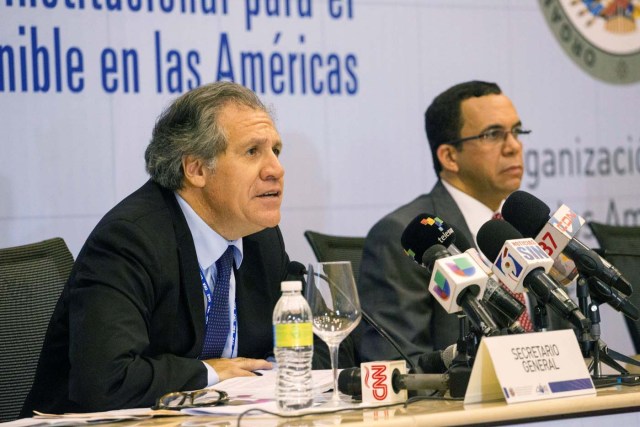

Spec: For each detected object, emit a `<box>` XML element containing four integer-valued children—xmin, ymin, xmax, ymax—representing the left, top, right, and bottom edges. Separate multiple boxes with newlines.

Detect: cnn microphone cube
<box><xmin>429</xmin><ymin>254</ymin><xmax>488</xmax><ymax>313</ymax></box>
<box><xmin>492</xmin><ymin>238</ymin><xmax>554</xmax><ymax>293</ymax></box>
<box><xmin>360</xmin><ymin>360</ymin><xmax>407</xmax><ymax>404</ymax></box>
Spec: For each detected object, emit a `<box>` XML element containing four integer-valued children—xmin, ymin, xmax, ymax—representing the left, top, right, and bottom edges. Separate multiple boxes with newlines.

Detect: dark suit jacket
<box><xmin>21</xmin><ymin>180</ymin><xmax>290</xmax><ymax>415</ymax></box>
<box><xmin>356</xmin><ymin>181</ymin><xmax>473</xmax><ymax>366</ymax></box>
<box><xmin>355</xmin><ymin>181</ymin><xmax>572</xmax><ymax>368</ymax></box>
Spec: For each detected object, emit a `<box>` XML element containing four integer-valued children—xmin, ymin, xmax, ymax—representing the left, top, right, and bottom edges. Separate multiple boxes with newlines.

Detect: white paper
<box><xmin>2</xmin><ymin>408</ymin><xmax>159</xmax><ymax>427</ymax></box>
<box><xmin>8</xmin><ymin>370</ymin><xmax>385</xmax><ymax>424</ymax></box>
<box><xmin>183</xmin><ymin>369</ymin><xmax>390</xmax><ymax>416</ymax></box>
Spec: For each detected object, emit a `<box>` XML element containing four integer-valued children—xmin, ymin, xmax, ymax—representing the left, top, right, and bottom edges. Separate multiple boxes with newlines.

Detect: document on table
<box><xmin>7</xmin><ymin>370</ymin><xmax>384</xmax><ymax>425</ymax></box>
<box><xmin>217</xmin><ymin>367</ymin><xmax>335</xmax><ymax>398</ymax></box>
<box><xmin>180</xmin><ymin>368</ymin><xmax>334</xmax><ymax>415</ymax></box>
<box><xmin>1</xmin><ymin>408</ymin><xmax>178</xmax><ymax>427</ymax></box>
<box><xmin>182</xmin><ymin>369</ymin><xmax>388</xmax><ymax>416</ymax></box>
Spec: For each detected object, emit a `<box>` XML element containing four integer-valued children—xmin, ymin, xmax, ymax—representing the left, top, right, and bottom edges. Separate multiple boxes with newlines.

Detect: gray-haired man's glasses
<box><xmin>444</xmin><ymin>128</ymin><xmax>531</xmax><ymax>146</ymax></box>
<box><xmin>153</xmin><ymin>389</ymin><xmax>229</xmax><ymax>410</ymax></box>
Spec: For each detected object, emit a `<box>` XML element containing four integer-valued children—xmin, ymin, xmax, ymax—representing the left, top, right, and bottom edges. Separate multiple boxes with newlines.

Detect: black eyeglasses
<box><xmin>153</xmin><ymin>389</ymin><xmax>229</xmax><ymax>410</ymax></box>
<box><xmin>443</xmin><ymin>127</ymin><xmax>531</xmax><ymax>146</ymax></box>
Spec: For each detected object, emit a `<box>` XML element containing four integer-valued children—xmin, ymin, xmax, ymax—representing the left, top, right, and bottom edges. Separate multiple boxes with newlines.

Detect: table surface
<box><xmin>104</xmin><ymin>384</ymin><xmax>640</xmax><ymax>427</ymax></box>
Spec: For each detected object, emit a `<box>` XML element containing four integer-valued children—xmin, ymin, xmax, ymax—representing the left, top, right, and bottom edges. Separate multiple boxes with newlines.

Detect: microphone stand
<box><xmin>533</xmin><ymin>300</ymin><xmax>549</xmax><ymax>332</ymax></box>
<box><xmin>574</xmin><ymin>275</ymin><xmax>638</xmax><ymax>381</ymax></box>
<box><xmin>447</xmin><ymin>315</ymin><xmax>476</xmax><ymax>398</ymax></box>
<box><xmin>577</xmin><ymin>276</ymin><xmax>604</xmax><ymax>377</ymax></box>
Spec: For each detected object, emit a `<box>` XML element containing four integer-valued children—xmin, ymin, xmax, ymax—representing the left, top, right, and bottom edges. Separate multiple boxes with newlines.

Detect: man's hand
<box><xmin>204</xmin><ymin>357</ymin><xmax>273</xmax><ymax>381</ymax></box>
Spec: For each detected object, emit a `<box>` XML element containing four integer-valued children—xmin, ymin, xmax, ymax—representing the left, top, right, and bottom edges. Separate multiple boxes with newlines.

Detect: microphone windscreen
<box><xmin>501</xmin><ymin>191</ymin><xmax>551</xmax><ymax>238</ymax></box>
<box><xmin>287</xmin><ymin>261</ymin><xmax>307</xmax><ymax>277</ymax></box>
<box><xmin>417</xmin><ymin>344</ymin><xmax>457</xmax><ymax>373</ymax></box>
<box><xmin>477</xmin><ymin>219</ymin><xmax>523</xmax><ymax>262</ymax></box>
<box><xmin>401</xmin><ymin>213</ymin><xmax>455</xmax><ymax>264</ymax></box>
<box><xmin>422</xmin><ymin>244</ymin><xmax>449</xmax><ymax>270</ymax></box>
<box><xmin>417</xmin><ymin>350</ymin><xmax>446</xmax><ymax>374</ymax></box>
<box><xmin>441</xmin><ymin>344</ymin><xmax>457</xmax><ymax>369</ymax></box>
<box><xmin>337</xmin><ymin>367</ymin><xmax>361</xmax><ymax>397</ymax></box>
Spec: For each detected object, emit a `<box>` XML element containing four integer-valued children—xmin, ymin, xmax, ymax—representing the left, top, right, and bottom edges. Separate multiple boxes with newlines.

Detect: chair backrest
<box><xmin>303</xmin><ymin>230</ymin><xmax>366</xmax><ymax>284</ymax></box>
<box><xmin>0</xmin><ymin>238</ymin><xmax>74</xmax><ymax>422</ymax></box>
<box><xmin>587</xmin><ymin>222</ymin><xmax>640</xmax><ymax>354</ymax></box>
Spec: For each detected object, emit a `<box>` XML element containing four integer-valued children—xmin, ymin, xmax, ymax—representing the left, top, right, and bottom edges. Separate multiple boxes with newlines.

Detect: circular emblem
<box><xmin>540</xmin><ymin>0</ymin><xmax>640</xmax><ymax>84</ymax></box>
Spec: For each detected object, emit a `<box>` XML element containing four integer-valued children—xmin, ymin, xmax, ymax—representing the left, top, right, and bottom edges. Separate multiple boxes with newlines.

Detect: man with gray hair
<box><xmin>22</xmin><ymin>81</ymin><xmax>291</xmax><ymax>415</ymax></box>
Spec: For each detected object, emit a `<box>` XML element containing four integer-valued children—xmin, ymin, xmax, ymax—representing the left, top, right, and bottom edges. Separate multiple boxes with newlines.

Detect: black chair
<box><xmin>587</xmin><ymin>222</ymin><xmax>640</xmax><ymax>354</ymax></box>
<box><xmin>303</xmin><ymin>230</ymin><xmax>366</xmax><ymax>284</ymax></box>
<box><xmin>303</xmin><ymin>230</ymin><xmax>366</xmax><ymax>368</ymax></box>
<box><xmin>0</xmin><ymin>238</ymin><xmax>74</xmax><ymax>422</ymax></box>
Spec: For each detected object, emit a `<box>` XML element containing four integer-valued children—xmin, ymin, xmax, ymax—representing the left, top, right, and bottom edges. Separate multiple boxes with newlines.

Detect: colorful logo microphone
<box><xmin>446</xmin><ymin>257</ymin><xmax>476</xmax><ymax>277</ymax></box>
<box><xmin>432</xmin><ymin>271</ymin><xmax>451</xmax><ymax>300</ymax></box>
<box><xmin>495</xmin><ymin>247</ymin><xmax>524</xmax><ymax>282</ymax></box>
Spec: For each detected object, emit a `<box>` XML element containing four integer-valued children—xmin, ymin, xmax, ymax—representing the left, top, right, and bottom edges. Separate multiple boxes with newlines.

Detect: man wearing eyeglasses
<box><xmin>356</xmin><ymin>81</ymin><xmax>529</xmax><ymax>366</ymax></box>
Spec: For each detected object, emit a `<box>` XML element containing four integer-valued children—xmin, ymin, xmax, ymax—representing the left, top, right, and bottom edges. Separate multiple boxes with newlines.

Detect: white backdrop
<box><xmin>2</xmin><ymin>0</ymin><xmax>639</xmax><ymax>353</ymax></box>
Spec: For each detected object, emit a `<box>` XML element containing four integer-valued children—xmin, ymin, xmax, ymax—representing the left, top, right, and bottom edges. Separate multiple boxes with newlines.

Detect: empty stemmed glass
<box><xmin>305</xmin><ymin>261</ymin><xmax>361</xmax><ymax>405</ymax></box>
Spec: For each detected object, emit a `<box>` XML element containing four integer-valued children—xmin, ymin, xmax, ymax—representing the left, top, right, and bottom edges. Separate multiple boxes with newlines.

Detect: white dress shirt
<box><xmin>440</xmin><ymin>180</ymin><xmax>498</xmax><ymax>246</ymax></box>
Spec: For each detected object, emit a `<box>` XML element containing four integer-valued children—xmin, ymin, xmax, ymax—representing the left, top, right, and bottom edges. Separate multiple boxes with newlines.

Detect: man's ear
<box><xmin>436</xmin><ymin>144</ymin><xmax>459</xmax><ymax>173</ymax></box>
<box><xmin>182</xmin><ymin>155</ymin><xmax>208</xmax><ymax>188</ymax></box>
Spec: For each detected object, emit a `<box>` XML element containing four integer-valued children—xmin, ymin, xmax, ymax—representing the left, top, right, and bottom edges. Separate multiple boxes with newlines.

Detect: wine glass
<box><xmin>305</xmin><ymin>261</ymin><xmax>362</xmax><ymax>405</ymax></box>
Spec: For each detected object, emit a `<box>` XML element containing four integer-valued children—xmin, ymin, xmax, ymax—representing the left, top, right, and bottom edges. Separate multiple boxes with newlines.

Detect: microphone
<box><xmin>400</xmin><ymin>213</ymin><xmax>465</xmax><ymax>265</ymax></box>
<box><xmin>464</xmin><ymin>247</ymin><xmax>526</xmax><ymax>334</ymax></box>
<box><xmin>422</xmin><ymin>244</ymin><xmax>501</xmax><ymax>337</ymax></box>
<box><xmin>287</xmin><ymin>260</ymin><xmax>308</xmax><ymax>280</ymax></box>
<box><xmin>416</xmin><ymin>343</ymin><xmax>458</xmax><ymax>374</ymax></box>
<box><xmin>338</xmin><ymin>367</ymin><xmax>449</xmax><ymax>396</ymax></box>
<box><xmin>288</xmin><ymin>261</ymin><xmax>418</xmax><ymax>372</ymax></box>
<box><xmin>594</xmin><ymin>248</ymin><xmax>640</xmax><ymax>258</ymax></box>
<box><xmin>400</xmin><ymin>213</ymin><xmax>526</xmax><ymax>333</ymax></box>
<box><xmin>586</xmin><ymin>276</ymin><xmax>639</xmax><ymax>320</ymax></box>
<box><xmin>477</xmin><ymin>219</ymin><xmax>591</xmax><ymax>334</ymax></box>
<box><xmin>502</xmin><ymin>191</ymin><xmax>632</xmax><ymax>296</ymax></box>
<box><xmin>337</xmin><ymin>342</ymin><xmax>458</xmax><ymax>398</ymax></box>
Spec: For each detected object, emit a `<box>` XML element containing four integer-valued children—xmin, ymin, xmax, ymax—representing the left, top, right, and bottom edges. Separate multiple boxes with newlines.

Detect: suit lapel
<box><xmin>430</xmin><ymin>180</ymin><xmax>476</xmax><ymax>248</ymax></box>
<box><xmin>157</xmin><ymin>183</ymin><xmax>205</xmax><ymax>356</ymax></box>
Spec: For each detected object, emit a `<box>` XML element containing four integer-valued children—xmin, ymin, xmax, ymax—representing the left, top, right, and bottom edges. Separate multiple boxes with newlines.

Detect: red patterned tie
<box><xmin>492</xmin><ymin>211</ymin><xmax>534</xmax><ymax>332</ymax></box>
<box><xmin>504</xmin><ymin>286</ymin><xmax>535</xmax><ymax>332</ymax></box>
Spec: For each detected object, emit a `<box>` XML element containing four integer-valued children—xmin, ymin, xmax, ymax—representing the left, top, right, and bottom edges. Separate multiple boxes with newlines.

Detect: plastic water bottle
<box><xmin>273</xmin><ymin>280</ymin><xmax>314</xmax><ymax>411</ymax></box>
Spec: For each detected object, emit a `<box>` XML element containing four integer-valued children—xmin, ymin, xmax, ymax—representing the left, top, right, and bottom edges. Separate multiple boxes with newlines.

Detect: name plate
<box><xmin>464</xmin><ymin>330</ymin><xmax>595</xmax><ymax>405</ymax></box>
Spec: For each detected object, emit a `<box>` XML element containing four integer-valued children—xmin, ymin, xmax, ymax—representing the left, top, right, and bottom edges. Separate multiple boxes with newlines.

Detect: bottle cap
<box><xmin>281</xmin><ymin>280</ymin><xmax>302</xmax><ymax>292</ymax></box>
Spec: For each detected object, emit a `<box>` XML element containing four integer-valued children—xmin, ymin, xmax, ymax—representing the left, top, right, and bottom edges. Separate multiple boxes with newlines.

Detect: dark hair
<box><xmin>424</xmin><ymin>80</ymin><xmax>502</xmax><ymax>175</ymax></box>
<box><xmin>145</xmin><ymin>81</ymin><xmax>270</xmax><ymax>190</ymax></box>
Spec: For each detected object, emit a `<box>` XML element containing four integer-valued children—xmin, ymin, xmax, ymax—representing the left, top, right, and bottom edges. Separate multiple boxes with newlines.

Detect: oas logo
<box><xmin>541</xmin><ymin>0</ymin><xmax>640</xmax><ymax>83</ymax></box>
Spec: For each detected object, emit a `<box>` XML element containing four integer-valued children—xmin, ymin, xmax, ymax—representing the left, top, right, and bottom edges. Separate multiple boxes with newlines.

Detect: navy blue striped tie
<box><xmin>201</xmin><ymin>246</ymin><xmax>234</xmax><ymax>359</ymax></box>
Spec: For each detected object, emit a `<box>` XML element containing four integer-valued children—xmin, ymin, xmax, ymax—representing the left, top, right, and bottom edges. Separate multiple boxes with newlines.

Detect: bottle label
<box><xmin>274</xmin><ymin>323</ymin><xmax>313</xmax><ymax>347</ymax></box>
